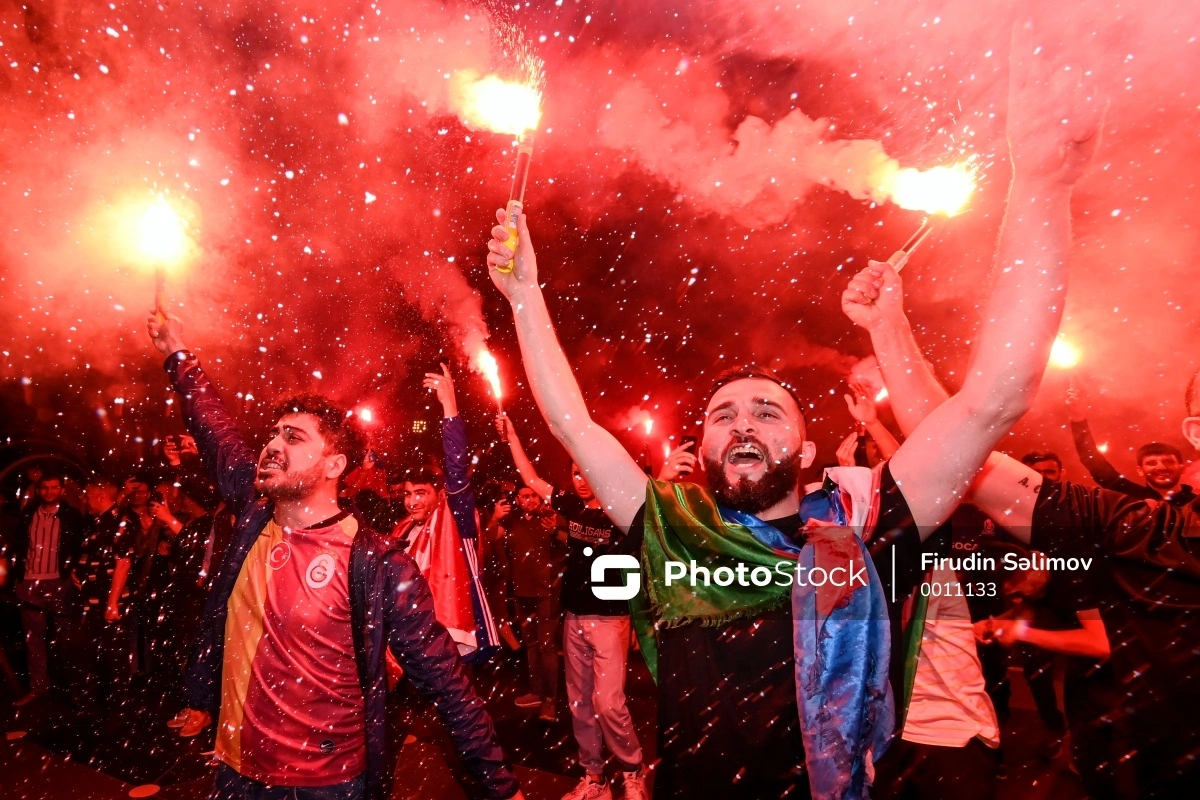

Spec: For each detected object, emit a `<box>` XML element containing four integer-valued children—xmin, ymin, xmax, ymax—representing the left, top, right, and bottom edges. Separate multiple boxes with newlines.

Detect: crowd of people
<box><xmin>1</xmin><ymin>447</ymin><xmax>233</xmax><ymax>736</ymax></box>
<box><xmin>3</xmin><ymin>35</ymin><xmax>1200</xmax><ymax>800</ymax></box>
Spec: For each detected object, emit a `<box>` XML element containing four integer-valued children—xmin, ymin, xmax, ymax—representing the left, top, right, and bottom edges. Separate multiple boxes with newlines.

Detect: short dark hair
<box><xmin>1021</xmin><ymin>451</ymin><xmax>1062</xmax><ymax>469</ymax></box>
<box><xmin>1187</xmin><ymin>369</ymin><xmax>1200</xmax><ymax>417</ymax></box>
<box><xmin>273</xmin><ymin>394</ymin><xmax>367</xmax><ymax>476</ymax></box>
<box><xmin>709</xmin><ymin>364</ymin><xmax>806</xmax><ymax>422</ymax></box>
<box><xmin>36</xmin><ymin>473</ymin><xmax>65</xmax><ymax>487</ymax></box>
<box><xmin>84</xmin><ymin>475</ymin><xmax>119</xmax><ymax>491</ymax></box>
<box><xmin>1136</xmin><ymin>442</ymin><xmax>1183</xmax><ymax>465</ymax></box>
<box><xmin>399</xmin><ymin>466</ymin><xmax>443</xmax><ymax>490</ymax></box>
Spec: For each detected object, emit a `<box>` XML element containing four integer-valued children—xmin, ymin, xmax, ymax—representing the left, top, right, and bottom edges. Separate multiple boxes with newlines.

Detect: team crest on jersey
<box><xmin>305</xmin><ymin>552</ymin><xmax>338</xmax><ymax>589</ymax></box>
<box><xmin>268</xmin><ymin>542</ymin><xmax>292</xmax><ymax>570</ymax></box>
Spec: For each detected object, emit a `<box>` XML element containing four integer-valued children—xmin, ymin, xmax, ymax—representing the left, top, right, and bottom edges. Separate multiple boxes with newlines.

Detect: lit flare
<box><xmin>1050</xmin><ymin>336</ymin><xmax>1080</xmax><ymax>369</ymax></box>
<box><xmin>476</xmin><ymin>350</ymin><xmax>503</xmax><ymax>410</ymax></box>
<box><xmin>875</xmin><ymin>161</ymin><xmax>976</xmax><ymax>217</ymax></box>
<box><xmin>450</xmin><ymin>71</ymin><xmax>542</xmax><ymax>136</ymax></box>
<box><xmin>135</xmin><ymin>196</ymin><xmax>189</xmax><ymax>265</ymax></box>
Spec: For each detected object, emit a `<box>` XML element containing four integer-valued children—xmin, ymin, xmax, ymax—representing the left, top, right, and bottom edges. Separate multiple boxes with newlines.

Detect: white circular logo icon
<box><xmin>305</xmin><ymin>553</ymin><xmax>337</xmax><ymax>589</ymax></box>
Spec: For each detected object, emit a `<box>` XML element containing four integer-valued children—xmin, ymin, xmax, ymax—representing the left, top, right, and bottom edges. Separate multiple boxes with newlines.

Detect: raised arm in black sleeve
<box><xmin>1032</xmin><ymin>480</ymin><xmax>1200</xmax><ymax>604</ymax></box>
<box><xmin>869</xmin><ymin>463</ymin><xmax>926</xmax><ymax>602</ymax></box>
<box><xmin>382</xmin><ymin>552</ymin><xmax>519</xmax><ymax>799</ymax></box>
<box><xmin>163</xmin><ymin>351</ymin><xmax>258</xmax><ymax>518</ymax></box>
<box><xmin>1070</xmin><ymin>419</ymin><xmax>1157</xmax><ymax>500</ymax></box>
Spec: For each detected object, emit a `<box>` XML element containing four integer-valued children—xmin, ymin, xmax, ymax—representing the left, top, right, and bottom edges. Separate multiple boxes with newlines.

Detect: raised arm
<box><xmin>843</xmin><ymin>25</ymin><xmax>1102</xmax><ymax>533</ymax></box>
<box><xmin>846</xmin><ymin>265</ymin><xmax>1062</xmax><ymax>541</ymax></box>
<box><xmin>485</xmin><ymin>211</ymin><xmax>647</xmax><ymax>530</ymax></box>
<box><xmin>425</xmin><ymin>365</ymin><xmax>482</xmax><ymax>542</ymax></box>
<box><xmin>843</xmin><ymin>379</ymin><xmax>900</xmax><ymax>460</ymax></box>
<box><xmin>1066</xmin><ymin>384</ymin><xmax>1146</xmax><ymax>495</ymax></box>
<box><xmin>1070</xmin><ymin>418</ymin><xmax>1142</xmax><ymax>493</ymax></box>
<box><xmin>496</xmin><ymin>413</ymin><xmax>554</xmax><ymax>502</ymax></box>
<box><xmin>147</xmin><ymin>314</ymin><xmax>258</xmax><ymax>518</ymax></box>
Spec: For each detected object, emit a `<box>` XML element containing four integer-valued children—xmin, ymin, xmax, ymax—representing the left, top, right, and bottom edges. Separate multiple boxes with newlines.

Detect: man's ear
<box><xmin>1183</xmin><ymin>417</ymin><xmax>1200</xmax><ymax>451</ymax></box>
<box><xmin>1136</xmin><ymin>464</ymin><xmax>1146</xmax><ymax>479</ymax></box>
<box><xmin>326</xmin><ymin>453</ymin><xmax>348</xmax><ymax>481</ymax></box>
<box><xmin>800</xmin><ymin>440</ymin><xmax>817</xmax><ymax>470</ymax></box>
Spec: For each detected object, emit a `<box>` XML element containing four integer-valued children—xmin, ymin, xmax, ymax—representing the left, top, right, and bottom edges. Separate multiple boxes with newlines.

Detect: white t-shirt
<box><xmin>901</xmin><ymin>565</ymin><xmax>1000</xmax><ymax>748</ymax></box>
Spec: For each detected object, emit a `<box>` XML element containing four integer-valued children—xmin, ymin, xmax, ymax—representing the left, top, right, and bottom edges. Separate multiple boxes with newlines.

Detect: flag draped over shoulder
<box><xmin>394</xmin><ymin>500</ymin><xmax>485</xmax><ymax>655</ymax></box>
<box><xmin>630</xmin><ymin>468</ymin><xmax>894</xmax><ymax>800</ymax></box>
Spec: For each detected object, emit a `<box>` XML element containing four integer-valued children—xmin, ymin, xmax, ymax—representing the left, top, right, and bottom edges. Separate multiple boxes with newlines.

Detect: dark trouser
<box><xmin>1064</xmin><ymin>665</ymin><xmax>1136</xmax><ymax>800</ymax></box>
<box><xmin>208</xmin><ymin>763</ymin><xmax>365</xmax><ymax>800</ymax></box>
<box><xmin>14</xmin><ymin>578</ymin><xmax>76</xmax><ymax>694</ymax></box>
<box><xmin>71</xmin><ymin>603</ymin><xmax>132</xmax><ymax>716</ymax></box>
<box><xmin>515</xmin><ymin>594</ymin><xmax>561</xmax><ymax>701</ymax></box>
<box><xmin>1019</xmin><ymin>644</ymin><xmax>1067</xmax><ymax>733</ymax></box>
<box><xmin>977</xmin><ymin>640</ymin><xmax>1011</xmax><ymax>723</ymax></box>
<box><xmin>873</xmin><ymin>737</ymin><xmax>999</xmax><ymax>800</ymax></box>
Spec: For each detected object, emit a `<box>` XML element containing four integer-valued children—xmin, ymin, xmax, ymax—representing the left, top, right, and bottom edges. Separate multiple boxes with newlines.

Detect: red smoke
<box><xmin>2</xmin><ymin>0</ymin><xmax>1198</xmax><ymax>481</ymax></box>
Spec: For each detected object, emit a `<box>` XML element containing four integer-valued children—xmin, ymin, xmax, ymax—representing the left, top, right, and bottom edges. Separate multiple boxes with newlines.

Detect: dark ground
<box><xmin>1</xmin><ymin>642</ymin><xmax>1089</xmax><ymax>800</ymax></box>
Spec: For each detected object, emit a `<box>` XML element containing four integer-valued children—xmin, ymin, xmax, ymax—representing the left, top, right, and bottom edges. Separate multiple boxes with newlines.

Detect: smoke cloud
<box><xmin>2</xmin><ymin>0</ymin><xmax>1198</xmax><ymax>480</ymax></box>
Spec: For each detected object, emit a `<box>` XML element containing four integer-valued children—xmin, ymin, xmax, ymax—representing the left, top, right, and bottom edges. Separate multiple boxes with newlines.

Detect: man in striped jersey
<box><xmin>11</xmin><ymin>472</ymin><xmax>85</xmax><ymax>706</ymax></box>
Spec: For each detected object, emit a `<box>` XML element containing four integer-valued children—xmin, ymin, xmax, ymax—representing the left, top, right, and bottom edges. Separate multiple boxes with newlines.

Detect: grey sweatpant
<box><xmin>564</xmin><ymin>612</ymin><xmax>643</xmax><ymax>774</ymax></box>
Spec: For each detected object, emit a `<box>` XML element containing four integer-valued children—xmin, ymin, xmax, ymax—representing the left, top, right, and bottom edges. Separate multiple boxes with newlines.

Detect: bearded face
<box><xmin>256</xmin><ymin>413</ymin><xmax>340</xmax><ymax>503</ymax></box>
<box><xmin>699</xmin><ymin>377</ymin><xmax>815</xmax><ymax>516</ymax></box>
<box><xmin>1139</xmin><ymin>453</ymin><xmax>1183</xmax><ymax>492</ymax></box>
<box><xmin>704</xmin><ymin>441</ymin><xmax>804</xmax><ymax>514</ymax></box>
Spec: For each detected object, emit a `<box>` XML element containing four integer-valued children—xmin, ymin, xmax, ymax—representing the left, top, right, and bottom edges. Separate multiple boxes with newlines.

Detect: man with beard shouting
<box><xmin>144</xmin><ymin>316</ymin><xmax>523</xmax><ymax>800</ymax></box>
<box><xmin>482</xmin><ymin>29</ymin><xmax>1101</xmax><ymax>800</ymax></box>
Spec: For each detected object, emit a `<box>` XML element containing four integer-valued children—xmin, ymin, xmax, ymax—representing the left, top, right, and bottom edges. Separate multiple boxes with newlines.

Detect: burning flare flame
<box><xmin>134</xmin><ymin>196</ymin><xmax>189</xmax><ymax>265</ymax></box>
<box><xmin>476</xmin><ymin>350</ymin><xmax>502</xmax><ymax>400</ymax></box>
<box><xmin>450</xmin><ymin>70</ymin><xmax>542</xmax><ymax>136</ymax></box>
<box><xmin>1050</xmin><ymin>336</ymin><xmax>1080</xmax><ymax>369</ymax></box>
<box><xmin>875</xmin><ymin>161</ymin><xmax>976</xmax><ymax>217</ymax></box>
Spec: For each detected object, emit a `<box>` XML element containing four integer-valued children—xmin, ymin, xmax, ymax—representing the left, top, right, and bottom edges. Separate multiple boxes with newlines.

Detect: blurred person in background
<box><xmin>71</xmin><ymin>476</ymin><xmax>135</xmax><ymax>727</ymax></box>
<box><xmin>10</xmin><ymin>472</ymin><xmax>84</xmax><ymax>706</ymax></box>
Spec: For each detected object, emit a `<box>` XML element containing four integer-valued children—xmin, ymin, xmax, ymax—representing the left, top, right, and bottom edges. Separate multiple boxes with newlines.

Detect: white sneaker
<box><xmin>561</xmin><ymin>774</ymin><xmax>612</xmax><ymax>800</ymax></box>
<box><xmin>621</xmin><ymin>769</ymin><xmax>649</xmax><ymax>800</ymax></box>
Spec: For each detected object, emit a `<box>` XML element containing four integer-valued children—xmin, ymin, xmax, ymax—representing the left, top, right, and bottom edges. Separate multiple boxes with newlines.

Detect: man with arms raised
<box><xmin>843</xmin><ymin>240</ymin><xmax>1200</xmax><ymax>797</ymax></box>
<box><xmin>389</xmin><ymin>365</ymin><xmax>500</xmax><ymax>660</ymax></box>
<box><xmin>484</xmin><ymin>30</ymin><xmax>1100</xmax><ymax>799</ymax></box>
<box><xmin>144</xmin><ymin>316</ymin><xmax>522</xmax><ymax>800</ymax></box>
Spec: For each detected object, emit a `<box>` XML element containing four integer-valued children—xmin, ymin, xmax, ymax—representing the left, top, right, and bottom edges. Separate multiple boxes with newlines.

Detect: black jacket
<box><xmin>9</xmin><ymin>502</ymin><xmax>85</xmax><ymax>584</ymax></box>
<box><xmin>167</xmin><ymin>351</ymin><xmax>518</xmax><ymax>800</ymax></box>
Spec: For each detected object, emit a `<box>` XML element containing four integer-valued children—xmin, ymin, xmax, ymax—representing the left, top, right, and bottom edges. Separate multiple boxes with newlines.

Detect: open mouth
<box><xmin>726</xmin><ymin>442</ymin><xmax>766</xmax><ymax>467</ymax></box>
<box><xmin>258</xmin><ymin>460</ymin><xmax>286</xmax><ymax>477</ymax></box>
